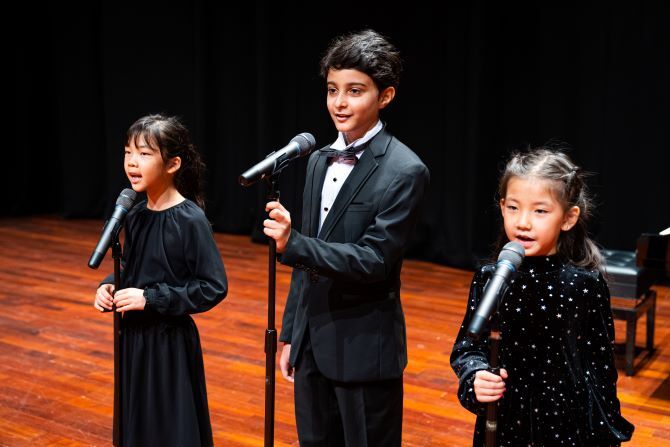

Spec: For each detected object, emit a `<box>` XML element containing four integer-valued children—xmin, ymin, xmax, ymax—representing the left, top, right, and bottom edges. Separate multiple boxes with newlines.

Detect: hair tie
<box><xmin>563</xmin><ymin>167</ymin><xmax>578</xmax><ymax>187</ymax></box>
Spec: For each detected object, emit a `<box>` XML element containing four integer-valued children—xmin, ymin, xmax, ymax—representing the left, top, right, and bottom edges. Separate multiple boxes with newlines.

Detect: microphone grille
<box><xmin>498</xmin><ymin>241</ymin><xmax>525</xmax><ymax>268</ymax></box>
<box><xmin>116</xmin><ymin>188</ymin><xmax>138</xmax><ymax>210</ymax></box>
<box><xmin>291</xmin><ymin>132</ymin><xmax>316</xmax><ymax>155</ymax></box>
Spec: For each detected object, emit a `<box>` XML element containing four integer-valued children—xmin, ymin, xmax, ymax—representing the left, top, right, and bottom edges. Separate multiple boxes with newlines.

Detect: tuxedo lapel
<box><xmin>317</xmin><ymin>148</ymin><xmax>379</xmax><ymax>241</ymax></box>
<box><xmin>307</xmin><ymin>153</ymin><xmax>329</xmax><ymax>237</ymax></box>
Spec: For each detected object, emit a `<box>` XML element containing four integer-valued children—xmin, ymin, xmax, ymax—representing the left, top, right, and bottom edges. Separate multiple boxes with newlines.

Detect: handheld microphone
<box><xmin>238</xmin><ymin>133</ymin><xmax>316</xmax><ymax>186</ymax></box>
<box><xmin>88</xmin><ymin>188</ymin><xmax>138</xmax><ymax>269</ymax></box>
<box><xmin>467</xmin><ymin>241</ymin><xmax>525</xmax><ymax>339</ymax></box>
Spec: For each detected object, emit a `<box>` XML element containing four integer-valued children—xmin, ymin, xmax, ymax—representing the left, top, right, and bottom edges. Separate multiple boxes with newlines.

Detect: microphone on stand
<box><xmin>467</xmin><ymin>241</ymin><xmax>525</xmax><ymax>339</ymax></box>
<box><xmin>239</xmin><ymin>133</ymin><xmax>316</xmax><ymax>186</ymax></box>
<box><xmin>88</xmin><ymin>188</ymin><xmax>138</xmax><ymax>269</ymax></box>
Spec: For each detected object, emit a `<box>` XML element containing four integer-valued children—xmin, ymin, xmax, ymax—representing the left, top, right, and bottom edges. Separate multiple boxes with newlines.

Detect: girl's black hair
<box><xmin>126</xmin><ymin>114</ymin><xmax>206</xmax><ymax>209</ymax></box>
<box><xmin>495</xmin><ymin>143</ymin><xmax>603</xmax><ymax>270</ymax></box>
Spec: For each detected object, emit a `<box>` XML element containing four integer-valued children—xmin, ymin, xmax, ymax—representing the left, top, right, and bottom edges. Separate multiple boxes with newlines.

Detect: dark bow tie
<box><xmin>319</xmin><ymin>143</ymin><xmax>369</xmax><ymax>163</ymax></box>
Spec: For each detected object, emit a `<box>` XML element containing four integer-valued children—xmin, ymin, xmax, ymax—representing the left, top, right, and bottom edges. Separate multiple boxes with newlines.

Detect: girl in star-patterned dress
<box><xmin>451</xmin><ymin>146</ymin><xmax>634</xmax><ymax>446</ymax></box>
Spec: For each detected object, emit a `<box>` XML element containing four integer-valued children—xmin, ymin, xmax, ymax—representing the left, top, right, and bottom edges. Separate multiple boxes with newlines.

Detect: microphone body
<box><xmin>88</xmin><ymin>188</ymin><xmax>138</xmax><ymax>269</ymax></box>
<box><xmin>239</xmin><ymin>133</ymin><xmax>316</xmax><ymax>186</ymax></box>
<box><xmin>467</xmin><ymin>241</ymin><xmax>525</xmax><ymax>339</ymax></box>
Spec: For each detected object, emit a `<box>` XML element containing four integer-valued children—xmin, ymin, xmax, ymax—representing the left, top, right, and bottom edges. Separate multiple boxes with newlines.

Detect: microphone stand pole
<box><xmin>263</xmin><ymin>174</ymin><xmax>280</xmax><ymax>447</ymax></box>
<box><xmin>111</xmin><ymin>236</ymin><xmax>123</xmax><ymax>446</ymax></box>
<box><xmin>485</xmin><ymin>307</ymin><xmax>502</xmax><ymax>447</ymax></box>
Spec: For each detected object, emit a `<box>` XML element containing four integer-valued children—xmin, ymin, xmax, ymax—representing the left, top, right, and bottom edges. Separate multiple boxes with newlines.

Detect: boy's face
<box><xmin>326</xmin><ymin>68</ymin><xmax>395</xmax><ymax>144</ymax></box>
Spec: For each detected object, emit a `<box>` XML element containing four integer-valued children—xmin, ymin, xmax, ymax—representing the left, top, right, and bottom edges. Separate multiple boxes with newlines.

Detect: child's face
<box><xmin>326</xmin><ymin>68</ymin><xmax>395</xmax><ymax>144</ymax></box>
<box><xmin>124</xmin><ymin>136</ymin><xmax>179</xmax><ymax>196</ymax></box>
<box><xmin>500</xmin><ymin>177</ymin><xmax>579</xmax><ymax>257</ymax></box>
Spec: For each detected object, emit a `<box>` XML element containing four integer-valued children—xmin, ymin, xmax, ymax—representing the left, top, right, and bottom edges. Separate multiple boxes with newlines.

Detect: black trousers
<box><xmin>293</xmin><ymin>335</ymin><xmax>403</xmax><ymax>447</ymax></box>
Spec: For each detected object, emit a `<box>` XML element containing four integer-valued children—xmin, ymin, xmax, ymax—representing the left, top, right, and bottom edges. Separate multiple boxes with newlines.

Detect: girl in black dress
<box><xmin>451</xmin><ymin>146</ymin><xmax>634</xmax><ymax>446</ymax></box>
<box><xmin>93</xmin><ymin>114</ymin><xmax>228</xmax><ymax>446</ymax></box>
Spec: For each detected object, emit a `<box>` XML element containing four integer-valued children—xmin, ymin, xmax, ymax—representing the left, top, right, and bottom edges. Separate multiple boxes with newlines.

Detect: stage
<box><xmin>1</xmin><ymin>216</ymin><xmax>668</xmax><ymax>446</ymax></box>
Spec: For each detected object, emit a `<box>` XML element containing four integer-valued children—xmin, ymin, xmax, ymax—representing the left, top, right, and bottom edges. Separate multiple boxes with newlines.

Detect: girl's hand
<box><xmin>264</xmin><ymin>201</ymin><xmax>292</xmax><ymax>253</ymax></box>
<box><xmin>474</xmin><ymin>368</ymin><xmax>508</xmax><ymax>403</ymax></box>
<box><xmin>113</xmin><ymin>288</ymin><xmax>146</xmax><ymax>312</ymax></box>
<box><xmin>94</xmin><ymin>283</ymin><xmax>115</xmax><ymax>312</ymax></box>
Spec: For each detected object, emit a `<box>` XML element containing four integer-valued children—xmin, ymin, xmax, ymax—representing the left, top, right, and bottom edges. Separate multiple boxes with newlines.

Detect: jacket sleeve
<box><xmin>279</xmin><ymin>267</ymin><xmax>302</xmax><ymax>343</ymax></box>
<box><xmin>280</xmin><ymin>163</ymin><xmax>429</xmax><ymax>283</ymax></box>
<box><xmin>580</xmin><ymin>271</ymin><xmax>634</xmax><ymax>442</ymax></box>
<box><xmin>144</xmin><ymin>216</ymin><xmax>228</xmax><ymax>316</ymax></box>
<box><xmin>450</xmin><ymin>267</ymin><xmax>492</xmax><ymax>415</ymax></box>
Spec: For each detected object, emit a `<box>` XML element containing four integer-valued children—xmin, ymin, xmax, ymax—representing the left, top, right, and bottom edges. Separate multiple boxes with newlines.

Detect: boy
<box><xmin>264</xmin><ymin>29</ymin><xmax>429</xmax><ymax>446</ymax></box>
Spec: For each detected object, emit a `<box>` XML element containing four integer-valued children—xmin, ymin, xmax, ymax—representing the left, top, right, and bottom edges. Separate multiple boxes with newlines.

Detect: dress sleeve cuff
<box><xmin>143</xmin><ymin>286</ymin><xmax>168</xmax><ymax>313</ymax></box>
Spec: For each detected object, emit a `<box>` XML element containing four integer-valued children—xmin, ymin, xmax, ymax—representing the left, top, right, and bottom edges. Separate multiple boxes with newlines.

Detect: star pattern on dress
<box><xmin>450</xmin><ymin>254</ymin><xmax>632</xmax><ymax>445</ymax></box>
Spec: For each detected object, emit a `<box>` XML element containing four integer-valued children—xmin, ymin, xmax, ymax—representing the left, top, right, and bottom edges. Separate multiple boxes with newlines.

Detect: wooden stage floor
<box><xmin>1</xmin><ymin>216</ymin><xmax>669</xmax><ymax>446</ymax></box>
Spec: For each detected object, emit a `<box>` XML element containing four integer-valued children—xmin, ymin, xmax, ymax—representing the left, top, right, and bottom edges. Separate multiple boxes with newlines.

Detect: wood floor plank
<box><xmin>0</xmin><ymin>216</ymin><xmax>668</xmax><ymax>446</ymax></box>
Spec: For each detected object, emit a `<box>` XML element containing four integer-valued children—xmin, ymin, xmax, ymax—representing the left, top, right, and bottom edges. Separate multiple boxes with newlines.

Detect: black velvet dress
<box><xmin>105</xmin><ymin>199</ymin><xmax>228</xmax><ymax>447</ymax></box>
<box><xmin>451</xmin><ymin>255</ymin><xmax>634</xmax><ymax>446</ymax></box>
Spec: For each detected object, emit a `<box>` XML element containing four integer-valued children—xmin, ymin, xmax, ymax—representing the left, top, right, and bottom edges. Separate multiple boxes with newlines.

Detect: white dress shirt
<box><xmin>318</xmin><ymin>121</ymin><xmax>383</xmax><ymax>232</ymax></box>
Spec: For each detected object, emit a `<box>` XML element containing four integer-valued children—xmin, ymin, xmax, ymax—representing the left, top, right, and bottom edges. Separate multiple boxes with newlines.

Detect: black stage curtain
<box><xmin>11</xmin><ymin>2</ymin><xmax>669</xmax><ymax>269</ymax></box>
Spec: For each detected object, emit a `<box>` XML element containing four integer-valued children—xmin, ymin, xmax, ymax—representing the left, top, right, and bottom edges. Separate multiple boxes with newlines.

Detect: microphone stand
<box><xmin>264</xmin><ymin>174</ymin><xmax>280</xmax><ymax>447</ymax></box>
<box><xmin>485</xmin><ymin>304</ymin><xmax>502</xmax><ymax>447</ymax></box>
<box><xmin>240</xmin><ymin>147</ymin><xmax>308</xmax><ymax>447</ymax></box>
<box><xmin>111</xmin><ymin>235</ymin><xmax>123</xmax><ymax>446</ymax></box>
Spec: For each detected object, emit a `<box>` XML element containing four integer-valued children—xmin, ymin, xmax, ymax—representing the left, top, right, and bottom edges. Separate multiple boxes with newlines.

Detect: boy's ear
<box><xmin>561</xmin><ymin>206</ymin><xmax>580</xmax><ymax>231</ymax></box>
<box><xmin>166</xmin><ymin>156</ymin><xmax>182</xmax><ymax>174</ymax></box>
<box><xmin>378</xmin><ymin>86</ymin><xmax>396</xmax><ymax>110</ymax></box>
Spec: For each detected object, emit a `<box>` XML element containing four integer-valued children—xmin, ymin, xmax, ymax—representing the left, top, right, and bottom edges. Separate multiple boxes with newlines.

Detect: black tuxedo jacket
<box><xmin>279</xmin><ymin>127</ymin><xmax>430</xmax><ymax>382</ymax></box>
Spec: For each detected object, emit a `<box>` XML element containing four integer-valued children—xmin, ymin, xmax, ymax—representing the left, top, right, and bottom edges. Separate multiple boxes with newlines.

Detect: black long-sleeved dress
<box><xmin>451</xmin><ymin>254</ymin><xmax>634</xmax><ymax>446</ymax></box>
<box><xmin>104</xmin><ymin>199</ymin><xmax>228</xmax><ymax>447</ymax></box>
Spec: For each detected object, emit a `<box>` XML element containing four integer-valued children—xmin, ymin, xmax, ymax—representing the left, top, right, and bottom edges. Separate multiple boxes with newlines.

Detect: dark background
<box><xmin>11</xmin><ymin>2</ymin><xmax>669</xmax><ymax>269</ymax></box>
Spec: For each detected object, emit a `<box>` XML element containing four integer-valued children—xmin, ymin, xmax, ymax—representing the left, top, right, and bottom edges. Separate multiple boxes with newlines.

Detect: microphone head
<box><xmin>498</xmin><ymin>241</ymin><xmax>525</xmax><ymax>269</ymax></box>
<box><xmin>290</xmin><ymin>132</ymin><xmax>316</xmax><ymax>156</ymax></box>
<box><xmin>116</xmin><ymin>188</ymin><xmax>138</xmax><ymax>210</ymax></box>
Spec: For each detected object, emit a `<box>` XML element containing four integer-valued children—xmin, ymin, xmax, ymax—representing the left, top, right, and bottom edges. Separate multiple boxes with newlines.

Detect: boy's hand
<box><xmin>264</xmin><ymin>201</ymin><xmax>291</xmax><ymax>253</ymax></box>
<box><xmin>113</xmin><ymin>288</ymin><xmax>146</xmax><ymax>312</ymax></box>
<box><xmin>473</xmin><ymin>368</ymin><xmax>508</xmax><ymax>403</ymax></box>
<box><xmin>94</xmin><ymin>283</ymin><xmax>115</xmax><ymax>312</ymax></box>
<box><xmin>279</xmin><ymin>343</ymin><xmax>294</xmax><ymax>382</ymax></box>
